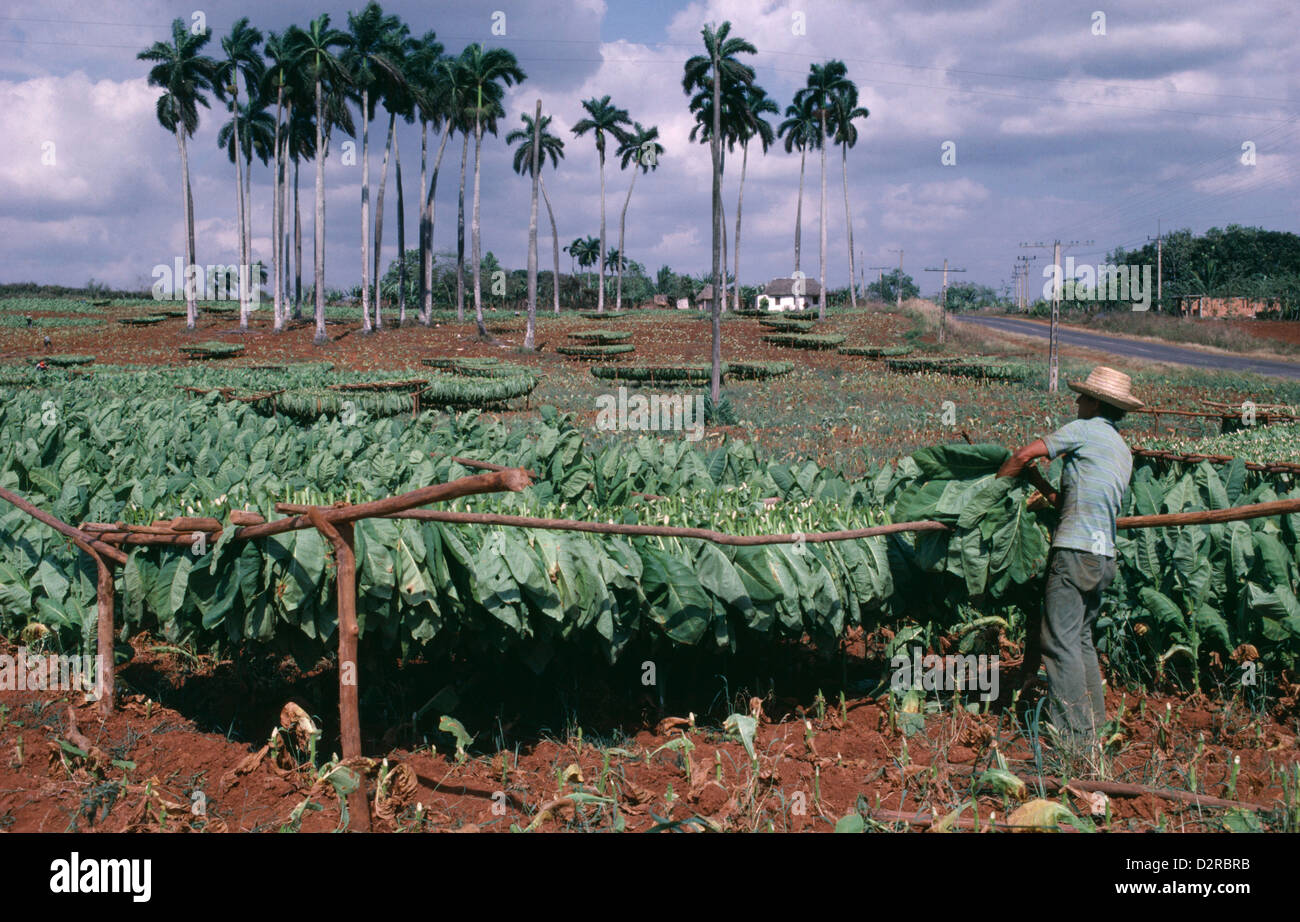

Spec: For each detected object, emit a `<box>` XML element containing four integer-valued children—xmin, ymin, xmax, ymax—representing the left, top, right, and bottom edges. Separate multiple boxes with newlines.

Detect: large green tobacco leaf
<box><xmin>1140</xmin><ymin>587</ymin><xmax>1185</xmax><ymax>631</ymax></box>
<box><xmin>910</xmin><ymin>443</ymin><xmax>1009</xmax><ymax>480</ymax></box>
<box><xmin>639</xmin><ymin>544</ymin><xmax>710</xmax><ymax>645</ymax></box>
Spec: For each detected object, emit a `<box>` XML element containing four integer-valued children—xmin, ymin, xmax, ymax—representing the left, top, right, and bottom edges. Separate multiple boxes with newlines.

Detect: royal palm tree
<box><xmin>777</xmin><ymin>94</ymin><xmax>819</xmax><ymax>276</ymax></box>
<box><xmin>138</xmin><ymin>19</ymin><xmax>218</xmax><ymax>329</ymax></box>
<box><xmin>799</xmin><ymin>60</ymin><xmax>852</xmax><ymax>320</ymax></box>
<box><xmin>683</xmin><ymin>21</ymin><xmax>756</xmax><ymax>400</ymax></box>
<box><xmin>217</xmin><ymin>96</ymin><xmax>274</xmax><ymax>307</ymax></box>
<box><xmin>507</xmin><ymin>108</ymin><xmax>566</xmax><ymax>334</ymax></box>
<box><xmin>292</xmin><ymin>15</ymin><xmax>353</xmax><ymax>342</ymax></box>
<box><xmin>404</xmin><ymin>32</ymin><xmax>446</xmax><ymax>324</ymax></box>
<box><xmin>213</xmin><ymin>18</ymin><xmax>264</xmax><ymax>328</ymax></box>
<box><xmin>261</xmin><ymin>29</ymin><xmax>301</xmax><ymax>331</ymax></box>
<box><xmin>831</xmin><ymin>80</ymin><xmax>869</xmax><ymax>307</ymax></box>
<box><xmin>343</xmin><ymin>2</ymin><xmax>405</xmax><ymax>333</ymax></box>
<box><xmin>283</xmin><ymin>98</ymin><xmax>317</xmax><ymax>318</ymax></box>
<box><xmin>566</xmin><ymin>235</ymin><xmax>600</xmax><ymax>304</ymax></box>
<box><xmin>571</xmin><ymin>96</ymin><xmax>631</xmax><ymax>314</ymax></box>
<box><xmin>386</xmin><ymin>35</ymin><xmax>423</xmax><ymax>326</ymax></box>
<box><xmin>366</xmin><ymin>23</ymin><xmax>412</xmax><ymax>329</ymax></box>
<box><xmin>604</xmin><ymin>248</ymin><xmax>622</xmax><ymax>276</ymax></box>
<box><xmin>688</xmin><ymin>81</ymin><xmax>746</xmax><ymax>311</ymax></box>
<box><xmin>442</xmin><ymin>55</ymin><xmax>474</xmax><ymax>322</ymax></box>
<box><xmin>458</xmin><ymin>44</ymin><xmax>526</xmax><ymax>337</ymax></box>
<box><xmin>614</xmin><ymin>123</ymin><xmax>663</xmax><ymax>311</ymax></box>
<box><xmin>731</xmin><ymin>85</ymin><xmax>777</xmax><ymax>311</ymax></box>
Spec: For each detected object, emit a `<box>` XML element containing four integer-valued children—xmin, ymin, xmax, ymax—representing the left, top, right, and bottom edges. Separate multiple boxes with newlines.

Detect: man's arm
<box><xmin>997</xmin><ymin>439</ymin><xmax>1049</xmax><ymax>479</ymax></box>
<box><xmin>999</xmin><ymin>439</ymin><xmax>1059</xmax><ymax>506</ymax></box>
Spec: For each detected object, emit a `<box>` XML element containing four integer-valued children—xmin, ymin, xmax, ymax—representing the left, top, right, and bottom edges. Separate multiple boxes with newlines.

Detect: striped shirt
<box><xmin>1042</xmin><ymin>416</ymin><xmax>1132</xmax><ymax>558</ymax></box>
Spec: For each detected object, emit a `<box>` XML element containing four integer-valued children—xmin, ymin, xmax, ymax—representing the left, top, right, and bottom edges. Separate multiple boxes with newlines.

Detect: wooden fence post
<box><xmin>92</xmin><ymin>551</ymin><xmax>115</xmax><ymax>717</ymax></box>
<box><xmin>307</xmin><ymin>507</ymin><xmax>371</xmax><ymax>832</ymax></box>
<box><xmin>0</xmin><ymin>486</ymin><xmax>123</xmax><ymax>715</ymax></box>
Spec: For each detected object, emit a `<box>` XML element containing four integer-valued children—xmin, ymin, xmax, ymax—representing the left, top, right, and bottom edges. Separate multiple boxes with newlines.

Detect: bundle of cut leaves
<box><xmin>890</xmin><ymin>443</ymin><xmax>1050</xmax><ymax>600</ymax></box>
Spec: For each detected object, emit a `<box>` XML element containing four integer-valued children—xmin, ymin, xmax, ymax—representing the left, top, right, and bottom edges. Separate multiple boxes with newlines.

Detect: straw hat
<box><xmin>1068</xmin><ymin>366</ymin><xmax>1143</xmax><ymax>411</ymax></box>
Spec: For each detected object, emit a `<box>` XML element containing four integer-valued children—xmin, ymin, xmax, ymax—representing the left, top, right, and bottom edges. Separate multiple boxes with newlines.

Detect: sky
<box><xmin>0</xmin><ymin>0</ymin><xmax>1296</xmax><ymax>297</ymax></box>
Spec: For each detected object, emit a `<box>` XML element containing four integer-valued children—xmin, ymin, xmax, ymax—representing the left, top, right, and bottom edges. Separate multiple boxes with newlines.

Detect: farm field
<box><xmin>1</xmin><ymin>298</ymin><xmax>1298</xmax><ymax>834</ymax></box>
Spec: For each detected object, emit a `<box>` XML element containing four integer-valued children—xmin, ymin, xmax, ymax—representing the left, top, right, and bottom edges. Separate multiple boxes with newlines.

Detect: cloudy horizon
<box><xmin>1</xmin><ymin>0</ymin><xmax>1296</xmax><ymax>299</ymax></box>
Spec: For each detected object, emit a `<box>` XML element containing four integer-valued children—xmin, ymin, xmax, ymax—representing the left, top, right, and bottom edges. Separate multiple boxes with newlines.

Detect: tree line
<box><xmin>141</xmin><ymin>10</ymin><xmax>876</xmax><ymax>393</ymax></box>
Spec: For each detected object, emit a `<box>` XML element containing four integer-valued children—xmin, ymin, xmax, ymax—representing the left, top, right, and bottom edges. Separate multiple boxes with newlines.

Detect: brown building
<box><xmin>1175</xmin><ymin>296</ymin><xmax>1270</xmax><ymax>318</ymax></box>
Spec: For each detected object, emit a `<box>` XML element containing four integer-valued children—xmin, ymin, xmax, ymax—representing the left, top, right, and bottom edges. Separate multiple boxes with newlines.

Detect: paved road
<box><xmin>956</xmin><ymin>314</ymin><xmax>1300</xmax><ymax>381</ymax></box>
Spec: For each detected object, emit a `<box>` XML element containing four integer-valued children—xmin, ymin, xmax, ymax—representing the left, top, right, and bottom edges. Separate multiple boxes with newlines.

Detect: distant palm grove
<box><xmin>140</xmin><ymin>7</ymin><xmax>874</xmax><ymax>386</ymax></box>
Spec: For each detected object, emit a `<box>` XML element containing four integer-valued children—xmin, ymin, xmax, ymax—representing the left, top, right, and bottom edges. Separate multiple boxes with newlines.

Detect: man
<box><xmin>997</xmin><ymin>366</ymin><xmax>1142</xmax><ymax>754</ymax></box>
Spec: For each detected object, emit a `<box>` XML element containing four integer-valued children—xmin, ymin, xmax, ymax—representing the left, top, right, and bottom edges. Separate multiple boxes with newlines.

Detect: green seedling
<box><xmin>438</xmin><ymin>715</ymin><xmax>474</xmax><ymax>764</ymax></box>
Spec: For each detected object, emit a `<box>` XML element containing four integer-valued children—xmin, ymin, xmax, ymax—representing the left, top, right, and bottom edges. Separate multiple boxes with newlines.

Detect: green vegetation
<box><xmin>1</xmin><ymin>392</ymin><xmax>1294</xmax><ymax>687</ymax></box>
<box><xmin>420</xmin><ymin>373</ymin><xmax>539</xmax><ymax>408</ymax></box>
<box><xmin>724</xmin><ymin>360</ymin><xmax>794</xmax><ymax>380</ymax></box>
<box><xmin>0</xmin><ymin>315</ymin><xmax>104</xmax><ymax>329</ymax></box>
<box><xmin>568</xmin><ymin>329</ymin><xmax>632</xmax><ymax>343</ymax></box>
<box><xmin>759</xmin><ymin>317</ymin><xmax>814</xmax><ymax>332</ymax></box>
<box><xmin>179</xmin><ymin>341</ymin><xmax>246</xmax><ymax>359</ymax></box>
<box><xmin>763</xmin><ymin>333</ymin><xmax>846</xmax><ymax>349</ymax></box>
<box><xmin>1145</xmin><ymin>422</ymin><xmax>1300</xmax><ymax>464</ymax></box>
<box><xmin>590</xmin><ymin>361</ymin><xmax>793</xmax><ymax>384</ymax></box>
<box><xmin>838</xmin><ymin>345</ymin><xmax>913</xmax><ymax>358</ymax></box>
<box><xmin>591</xmin><ymin>364</ymin><xmax>712</xmax><ymax>384</ymax></box>
<box><xmin>556</xmin><ymin>343</ymin><xmax>636</xmax><ymax>359</ymax></box>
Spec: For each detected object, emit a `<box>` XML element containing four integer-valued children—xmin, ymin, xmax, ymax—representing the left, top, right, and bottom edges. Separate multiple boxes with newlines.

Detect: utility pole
<box><xmin>1015</xmin><ymin>254</ymin><xmax>1035</xmax><ymax>311</ymax></box>
<box><xmin>1147</xmin><ymin>219</ymin><xmax>1162</xmax><ymax>312</ymax></box>
<box><xmin>867</xmin><ymin>266</ymin><xmax>890</xmax><ymax>301</ymax></box>
<box><xmin>888</xmin><ymin>249</ymin><xmax>903</xmax><ymax>309</ymax></box>
<box><xmin>1021</xmin><ymin>240</ymin><xmax>1089</xmax><ymax>392</ymax></box>
<box><xmin>924</xmin><ymin>258</ymin><xmax>966</xmax><ymax>344</ymax></box>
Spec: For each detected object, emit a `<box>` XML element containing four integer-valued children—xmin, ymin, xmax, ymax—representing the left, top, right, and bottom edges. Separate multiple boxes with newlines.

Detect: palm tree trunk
<box><xmin>360</xmin><ymin>88</ymin><xmax>372</xmax><ymax>334</ymax></box>
<box><xmin>272</xmin><ymin>85</ymin><xmax>283</xmax><ymax>331</ymax></box>
<box><xmin>293</xmin><ymin>156</ymin><xmax>302</xmax><ymax>319</ymax></box>
<box><xmin>733</xmin><ymin>141</ymin><xmax>750</xmax><ymax>312</ymax></box>
<box><xmin>313</xmin><ymin>75</ymin><xmax>326</xmax><ymax>342</ymax></box>
<box><xmin>186</xmin><ymin>133</ymin><xmax>198</xmax><ymax>320</ymax></box>
<box><xmin>422</xmin><ymin>125</ymin><xmax>451</xmax><ymax>324</ymax></box>
<box><xmin>616</xmin><ymin>168</ymin><xmax>638</xmax><ymax>312</ymax></box>
<box><xmin>396</xmin><ymin>129</ymin><xmax>406</xmax><ymax>325</ymax></box>
<box><xmin>472</xmin><ymin>113</ymin><xmax>486</xmax><ymax>336</ymax></box>
<box><xmin>541</xmin><ymin>175</ymin><xmax>560</xmax><ymax>314</ymax></box>
<box><xmin>456</xmin><ymin>131</ymin><xmax>468</xmax><ymax>322</ymax></box>
<box><xmin>244</xmin><ymin>149</ymin><xmax>254</xmax><ymax>311</ymax></box>
<box><xmin>233</xmin><ymin>111</ymin><xmax>248</xmax><ymax>327</ymax></box>
<box><xmin>597</xmin><ymin>149</ymin><xmax>606</xmax><ymax>313</ymax></box>
<box><xmin>175</xmin><ymin>126</ymin><xmax>197</xmax><ymax>329</ymax></box>
<box><xmin>794</xmin><ymin>144</ymin><xmax>806</xmax><ymax>274</ymax></box>
<box><xmin>841</xmin><ymin>140</ymin><xmax>857</xmax><ymax>308</ymax></box>
<box><xmin>709</xmin><ymin>43</ymin><xmax>722</xmax><ymax>404</ymax></box>
<box><xmin>525</xmin><ymin>100</ymin><xmax>541</xmax><ymax>350</ymax></box>
<box><xmin>373</xmin><ymin>111</ymin><xmax>395</xmax><ymax>330</ymax></box>
<box><xmin>818</xmin><ymin>110</ymin><xmax>828</xmax><ymax>321</ymax></box>
<box><xmin>720</xmin><ymin>194</ymin><xmax>728</xmax><ymax>313</ymax></box>
<box><xmin>418</xmin><ymin>120</ymin><xmax>428</xmax><ymax>319</ymax></box>
<box><xmin>282</xmin><ymin>108</ymin><xmax>292</xmax><ymax>317</ymax></box>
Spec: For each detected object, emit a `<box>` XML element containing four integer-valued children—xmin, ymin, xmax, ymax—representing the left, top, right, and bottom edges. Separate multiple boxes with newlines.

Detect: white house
<box><xmin>755</xmin><ymin>277</ymin><xmax>822</xmax><ymax>312</ymax></box>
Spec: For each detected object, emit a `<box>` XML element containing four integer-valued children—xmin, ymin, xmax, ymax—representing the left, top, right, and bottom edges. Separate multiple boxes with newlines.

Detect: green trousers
<box><xmin>1037</xmin><ymin>547</ymin><xmax>1115</xmax><ymax>746</ymax></box>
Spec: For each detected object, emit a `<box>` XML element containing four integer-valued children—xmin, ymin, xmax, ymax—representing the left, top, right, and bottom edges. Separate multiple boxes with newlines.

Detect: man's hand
<box><xmin>1023</xmin><ymin>461</ymin><xmax>1059</xmax><ymax>505</ymax></box>
<box><xmin>997</xmin><ymin>439</ymin><xmax>1050</xmax><ymax>479</ymax></box>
